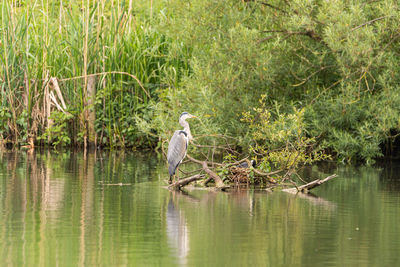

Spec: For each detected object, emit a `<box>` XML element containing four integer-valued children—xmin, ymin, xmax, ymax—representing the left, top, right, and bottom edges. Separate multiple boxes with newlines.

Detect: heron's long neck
<box><xmin>180</xmin><ymin>119</ymin><xmax>193</xmax><ymax>140</ymax></box>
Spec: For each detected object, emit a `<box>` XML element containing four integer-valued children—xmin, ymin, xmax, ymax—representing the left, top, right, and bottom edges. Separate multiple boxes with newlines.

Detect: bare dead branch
<box><xmin>168</xmin><ymin>174</ymin><xmax>205</xmax><ymax>190</ymax></box>
<box><xmin>282</xmin><ymin>174</ymin><xmax>337</xmax><ymax>194</ymax></box>
<box><xmin>194</xmin><ymin>134</ymin><xmax>239</xmax><ymax>141</ymax></box>
<box><xmin>179</xmin><ymin>168</ymin><xmax>204</xmax><ymax>176</ymax></box>
<box><xmin>186</xmin><ymin>155</ymin><xmax>228</xmax><ymax>189</ymax></box>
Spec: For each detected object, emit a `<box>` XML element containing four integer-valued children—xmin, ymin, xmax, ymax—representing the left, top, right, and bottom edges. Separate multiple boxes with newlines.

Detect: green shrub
<box><xmin>152</xmin><ymin>0</ymin><xmax>400</xmax><ymax>163</ymax></box>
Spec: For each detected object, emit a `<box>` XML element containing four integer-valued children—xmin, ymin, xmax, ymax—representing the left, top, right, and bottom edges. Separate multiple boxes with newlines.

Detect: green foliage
<box><xmin>0</xmin><ymin>0</ymin><xmax>189</xmax><ymax>148</ymax></box>
<box><xmin>243</xmin><ymin>95</ymin><xmax>330</xmax><ymax>170</ymax></box>
<box><xmin>0</xmin><ymin>107</ymin><xmax>11</xmax><ymax>139</ymax></box>
<box><xmin>151</xmin><ymin>0</ymin><xmax>400</xmax><ymax>163</ymax></box>
<box><xmin>39</xmin><ymin>111</ymin><xmax>73</xmax><ymax>147</ymax></box>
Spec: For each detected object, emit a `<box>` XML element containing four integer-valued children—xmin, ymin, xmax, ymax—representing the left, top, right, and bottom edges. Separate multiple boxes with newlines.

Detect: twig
<box><xmin>258</xmin><ymin>30</ymin><xmax>321</xmax><ymax>44</ymax></box>
<box><xmin>49</xmin><ymin>77</ymin><xmax>67</xmax><ymax>109</ymax></box>
<box><xmin>294</xmin><ymin>172</ymin><xmax>307</xmax><ymax>184</ymax></box>
<box><xmin>292</xmin><ymin>65</ymin><xmax>333</xmax><ymax>87</ymax></box>
<box><xmin>58</xmin><ymin>71</ymin><xmax>150</xmax><ymax>98</ymax></box>
<box><xmin>259</xmin><ymin>1</ymin><xmax>288</xmax><ymax>14</ymax></box>
<box><xmin>309</xmin><ymin>69</ymin><xmax>361</xmax><ymax>105</ymax></box>
<box><xmin>179</xmin><ymin>168</ymin><xmax>204</xmax><ymax>176</ymax></box>
<box><xmin>351</xmin><ymin>15</ymin><xmax>392</xmax><ymax>31</ymax></box>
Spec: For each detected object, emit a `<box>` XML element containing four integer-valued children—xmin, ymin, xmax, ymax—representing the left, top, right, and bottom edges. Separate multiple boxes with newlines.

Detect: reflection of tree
<box><xmin>0</xmin><ymin>151</ymin><xmax>69</xmax><ymax>265</ymax></box>
<box><xmin>287</xmin><ymin>192</ymin><xmax>336</xmax><ymax>211</ymax></box>
<box><xmin>79</xmin><ymin>151</ymin><xmax>96</xmax><ymax>266</ymax></box>
<box><xmin>377</xmin><ymin>161</ymin><xmax>400</xmax><ymax>192</ymax></box>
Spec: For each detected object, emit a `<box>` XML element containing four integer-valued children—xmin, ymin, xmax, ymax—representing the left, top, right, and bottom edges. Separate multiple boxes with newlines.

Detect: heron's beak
<box><xmin>190</xmin><ymin>115</ymin><xmax>197</xmax><ymax>119</ymax></box>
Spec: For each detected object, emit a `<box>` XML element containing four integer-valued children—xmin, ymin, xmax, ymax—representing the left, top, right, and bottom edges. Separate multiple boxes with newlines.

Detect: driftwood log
<box><xmin>282</xmin><ymin>174</ymin><xmax>338</xmax><ymax>194</ymax></box>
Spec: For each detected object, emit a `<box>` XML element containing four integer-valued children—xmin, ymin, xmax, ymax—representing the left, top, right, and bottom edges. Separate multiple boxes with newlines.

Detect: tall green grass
<box><xmin>0</xmin><ymin>0</ymin><xmax>188</xmax><ymax>148</ymax></box>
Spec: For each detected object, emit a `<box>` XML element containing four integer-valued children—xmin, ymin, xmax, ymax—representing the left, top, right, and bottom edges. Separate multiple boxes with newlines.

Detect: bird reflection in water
<box><xmin>166</xmin><ymin>192</ymin><xmax>194</xmax><ymax>266</ymax></box>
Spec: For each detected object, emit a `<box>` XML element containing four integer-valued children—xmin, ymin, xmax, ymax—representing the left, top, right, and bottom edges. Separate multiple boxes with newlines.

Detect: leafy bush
<box><xmin>242</xmin><ymin>95</ymin><xmax>330</xmax><ymax>170</ymax></box>
<box><xmin>152</xmin><ymin>0</ymin><xmax>400</xmax><ymax>163</ymax></box>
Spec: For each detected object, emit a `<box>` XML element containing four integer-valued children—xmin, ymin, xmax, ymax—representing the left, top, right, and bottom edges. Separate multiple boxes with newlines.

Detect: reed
<box><xmin>0</xmin><ymin>0</ymin><xmax>188</xmax><ymax>148</ymax></box>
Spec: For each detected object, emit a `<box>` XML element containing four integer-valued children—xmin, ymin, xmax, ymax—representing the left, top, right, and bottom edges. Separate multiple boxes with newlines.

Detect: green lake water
<box><xmin>0</xmin><ymin>151</ymin><xmax>400</xmax><ymax>266</ymax></box>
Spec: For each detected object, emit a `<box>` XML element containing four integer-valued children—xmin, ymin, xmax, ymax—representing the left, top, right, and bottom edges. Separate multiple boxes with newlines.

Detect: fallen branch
<box><xmin>164</xmin><ymin>135</ymin><xmax>335</xmax><ymax>193</ymax></box>
<box><xmin>168</xmin><ymin>174</ymin><xmax>205</xmax><ymax>190</ymax></box>
<box><xmin>187</xmin><ymin>155</ymin><xmax>228</xmax><ymax>189</ymax></box>
<box><xmin>202</xmin><ymin>161</ymin><xmax>228</xmax><ymax>189</ymax></box>
<box><xmin>282</xmin><ymin>174</ymin><xmax>337</xmax><ymax>194</ymax></box>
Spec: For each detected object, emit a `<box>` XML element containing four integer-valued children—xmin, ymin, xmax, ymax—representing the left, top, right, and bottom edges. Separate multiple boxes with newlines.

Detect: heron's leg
<box><xmin>175</xmin><ymin>166</ymin><xmax>179</xmax><ymax>183</ymax></box>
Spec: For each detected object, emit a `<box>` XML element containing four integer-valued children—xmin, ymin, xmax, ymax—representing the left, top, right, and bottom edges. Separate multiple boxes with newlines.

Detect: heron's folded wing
<box><xmin>167</xmin><ymin>131</ymin><xmax>187</xmax><ymax>176</ymax></box>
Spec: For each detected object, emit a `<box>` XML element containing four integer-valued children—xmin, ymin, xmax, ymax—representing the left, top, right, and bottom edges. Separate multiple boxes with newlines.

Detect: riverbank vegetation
<box><xmin>0</xmin><ymin>0</ymin><xmax>189</xmax><ymax>149</ymax></box>
<box><xmin>1</xmin><ymin>0</ymin><xmax>400</xmax><ymax>171</ymax></box>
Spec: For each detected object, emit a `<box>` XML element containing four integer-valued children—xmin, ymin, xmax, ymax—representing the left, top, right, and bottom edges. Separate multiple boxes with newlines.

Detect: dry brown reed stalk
<box><xmin>58</xmin><ymin>71</ymin><xmax>150</xmax><ymax>98</ymax></box>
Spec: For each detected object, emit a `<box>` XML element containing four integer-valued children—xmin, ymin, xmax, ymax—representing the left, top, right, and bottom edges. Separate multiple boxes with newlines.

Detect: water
<box><xmin>0</xmin><ymin>151</ymin><xmax>400</xmax><ymax>266</ymax></box>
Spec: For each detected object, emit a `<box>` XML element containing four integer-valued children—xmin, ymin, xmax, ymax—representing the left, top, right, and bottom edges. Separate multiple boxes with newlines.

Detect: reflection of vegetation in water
<box><xmin>0</xmin><ymin>151</ymin><xmax>173</xmax><ymax>266</ymax></box>
<box><xmin>175</xmin><ymin>165</ymin><xmax>400</xmax><ymax>266</ymax></box>
<box><xmin>0</xmin><ymin>152</ymin><xmax>400</xmax><ymax>265</ymax></box>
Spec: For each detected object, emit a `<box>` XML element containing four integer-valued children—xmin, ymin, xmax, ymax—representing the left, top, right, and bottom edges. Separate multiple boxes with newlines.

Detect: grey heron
<box><xmin>167</xmin><ymin>112</ymin><xmax>196</xmax><ymax>183</ymax></box>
